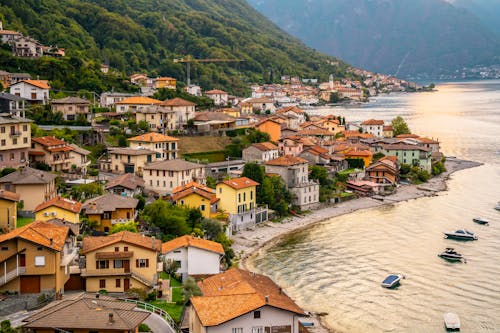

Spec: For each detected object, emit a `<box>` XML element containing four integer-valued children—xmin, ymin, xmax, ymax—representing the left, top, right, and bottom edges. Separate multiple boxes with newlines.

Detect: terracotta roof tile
<box><xmin>19</xmin><ymin>80</ymin><xmax>50</xmax><ymax>90</ymax></box>
<box><xmin>361</xmin><ymin>119</ymin><xmax>384</xmax><ymax>125</ymax></box>
<box><xmin>0</xmin><ymin>220</ymin><xmax>69</xmax><ymax>251</ymax></box>
<box><xmin>395</xmin><ymin>133</ymin><xmax>419</xmax><ymax>138</ymax></box>
<box><xmin>161</xmin><ymin>235</ymin><xmax>224</xmax><ymax>255</ymax></box>
<box><xmin>265</xmin><ymin>155</ymin><xmax>308</xmax><ymax>166</ymax></box>
<box><xmin>192</xmin><ymin>269</ymin><xmax>305</xmax><ymax>326</ymax></box>
<box><xmin>34</xmin><ymin>196</ymin><xmax>82</xmax><ymax>214</ymax></box>
<box><xmin>172</xmin><ymin>181</ymin><xmax>216</xmax><ymax>202</ymax></box>
<box><xmin>162</xmin><ymin>97</ymin><xmax>196</xmax><ymax>106</ymax></box>
<box><xmin>0</xmin><ymin>189</ymin><xmax>20</xmax><ymax>202</ymax></box>
<box><xmin>250</xmin><ymin>142</ymin><xmax>278</xmax><ymax>151</ymax></box>
<box><xmin>205</xmin><ymin>89</ymin><xmax>228</xmax><ymax>95</ymax></box>
<box><xmin>32</xmin><ymin>136</ymin><xmax>68</xmax><ymax>147</ymax></box>
<box><xmin>276</xmin><ymin>106</ymin><xmax>305</xmax><ymax>114</ymax></box>
<box><xmin>82</xmin><ymin>193</ymin><xmax>138</xmax><ymax>214</ymax></box>
<box><xmin>115</xmin><ymin>96</ymin><xmax>162</xmax><ymax>105</ymax></box>
<box><xmin>128</xmin><ymin>132</ymin><xmax>179</xmax><ymax>143</ymax></box>
<box><xmin>105</xmin><ymin>173</ymin><xmax>145</xmax><ymax>191</ymax></box>
<box><xmin>221</xmin><ymin>177</ymin><xmax>259</xmax><ymax>189</ymax></box>
<box><xmin>82</xmin><ymin>231</ymin><xmax>161</xmax><ymax>254</ymax></box>
<box><xmin>0</xmin><ymin>166</ymin><xmax>56</xmax><ymax>185</ymax></box>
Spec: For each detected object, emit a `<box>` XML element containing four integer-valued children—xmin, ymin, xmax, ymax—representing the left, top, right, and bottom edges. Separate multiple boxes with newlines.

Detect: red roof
<box><xmin>205</xmin><ymin>89</ymin><xmax>228</xmax><ymax>95</ymax></box>
<box><xmin>32</xmin><ymin>136</ymin><xmax>67</xmax><ymax>147</ymax></box>
<box><xmin>162</xmin><ymin>235</ymin><xmax>224</xmax><ymax>255</ymax></box>
<box><xmin>265</xmin><ymin>155</ymin><xmax>308</xmax><ymax>166</ymax></box>
<box><xmin>361</xmin><ymin>119</ymin><xmax>384</xmax><ymax>125</ymax></box>
<box><xmin>162</xmin><ymin>97</ymin><xmax>196</xmax><ymax>106</ymax></box>
<box><xmin>34</xmin><ymin>196</ymin><xmax>82</xmax><ymax>214</ymax></box>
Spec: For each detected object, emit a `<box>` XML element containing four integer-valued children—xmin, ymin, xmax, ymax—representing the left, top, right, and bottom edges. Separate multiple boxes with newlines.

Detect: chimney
<box><xmin>95</xmin><ymin>293</ymin><xmax>99</xmax><ymax>299</ymax></box>
<box><xmin>108</xmin><ymin>313</ymin><xmax>114</xmax><ymax>323</ymax></box>
<box><xmin>50</xmin><ymin>238</ymin><xmax>53</xmax><ymax>246</ymax></box>
<box><xmin>265</xmin><ymin>295</ymin><xmax>269</xmax><ymax>303</ymax></box>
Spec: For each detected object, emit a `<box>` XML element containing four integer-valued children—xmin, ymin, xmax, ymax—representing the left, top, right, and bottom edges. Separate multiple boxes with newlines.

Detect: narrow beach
<box><xmin>234</xmin><ymin>157</ymin><xmax>482</xmax><ymax>333</ymax></box>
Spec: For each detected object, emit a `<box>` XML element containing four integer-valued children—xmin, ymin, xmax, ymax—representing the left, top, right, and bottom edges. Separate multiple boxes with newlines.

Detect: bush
<box><xmin>98</xmin><ymin>289</ymin><xmax>108</xmax><ymax>294</ymax></box>
<box><xmin>138</xmin><ymin>323</ymin><xmax>152</xmax><ymax>332</ymax></box>
<box><xmin>145</xmin><ymin>291</ymin><xmax>157</xmax><ymax>302</ymax></box>
<box><xmin>417</xmin><ymin>170</ymin><xmax>430</xmax><ymax>182</ymax></box>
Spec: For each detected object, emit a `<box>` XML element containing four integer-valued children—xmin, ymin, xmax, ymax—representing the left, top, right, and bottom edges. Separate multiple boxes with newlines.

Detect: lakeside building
<box><xmin>172</xmin><ymin>181</ymin><xmax>219</xmax><ymax>219</ymax></box>
<box><xmin>34</xmin><ymin>196</ymin><xmax>82</xmax><ymax>224</ymax></box>
<box><xmin>82</xmin><ymin>194</ymin><xmax>138</xmax><ymax>233</ymax></box>
<box><xmin>242</xmin><ymin>142</ymin><xmax>279</xmax><ymax>164</ymax></box>
<box><xmin>128</xmin><ymin>132</ymin><xmax>179</xmax><ymax>160</ymax></box>
<box><xmin>0</xmin><ymin>113</ymin><xmax>32</xmax><ymax>168</ymax></box>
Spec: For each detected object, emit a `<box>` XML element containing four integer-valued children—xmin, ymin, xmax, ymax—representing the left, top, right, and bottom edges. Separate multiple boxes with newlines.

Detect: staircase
<box><xmin>131</xmin><ymin>271</ymin><xmax>157</xmax><ymax>288</ymax></box>
<box><xmin>0</xmin><ymin>267</ymin><xmax>26</xmax><ymax>287</ymax></box>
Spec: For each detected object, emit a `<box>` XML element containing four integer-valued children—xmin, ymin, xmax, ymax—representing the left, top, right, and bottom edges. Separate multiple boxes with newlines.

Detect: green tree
<box><xmin>141</xmin><ymin>200</ymin><xmax>190</xmax><ymax>240</ymax></box>
<box><xmin>391</xmin><ymin>116</ymin><xmax>411</xmax><ymax>136</ymax></box>
<box><xmin>135</xmin><ymin>194</ymin><xmax>146</xmax><ymax>210</ymax></box>
<box><xmin>0</xmin><ymin>320</ymin><xmax>17</xmax><ymax>333</ymax></box>
<box><xmin>117</xmin><ymin>135</ymin><xmax>128</xmax><ymax>147</ymax></box>
<box><xmin>138</xmin><ymin>120</ymin><xmax>149</xmax><ymax>132</ymax></box>
<box><xmin>110</xmin><ymin>221</ymin><xmax>138</xmax><ymax>234</ymax></box>
<box><xmin>309</xmin><ymin>165</ymin><xmax>331</xmax><ymax>186</ymax></box>
<box><xmin>205</xmin><ymin>176</ymin><xmax>216</xmax><ymax>189</ymax></box>
<box><xmin>182</xmin><ymin>277</ymin><xmax>202</xmax><ymax>301</ymax></box>
<box><xmin>72</xmin><ymin>182</ymin><xmax>104</xmax><ymax>200</ymax></box>
<box><xmin>0</xmin><ymin>168</ymin><xmax>16</xmax><ymax>177</ymax></box>
<box><xmin>201</xmin><ymin>219</ymin><xmax>223</xmax><ymax>240</ymax></box>
<box><xmin>164</xmin><ymin>258</ymin><xmax>180</xmax><ymax>277</ymax></box>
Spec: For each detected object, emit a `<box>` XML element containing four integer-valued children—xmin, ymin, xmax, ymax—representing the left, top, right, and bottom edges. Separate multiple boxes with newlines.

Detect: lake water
<box><xmin>247</xmin><ymin>81</ymin><xmax>500</xmax><ymax>333</ymax></box>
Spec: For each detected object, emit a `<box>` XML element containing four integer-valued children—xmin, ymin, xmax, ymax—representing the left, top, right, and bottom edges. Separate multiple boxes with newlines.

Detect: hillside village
<box><xmin>0</xmin><ymin>23</ymin><xmax>446</xmax><ymax>333</ymax></box>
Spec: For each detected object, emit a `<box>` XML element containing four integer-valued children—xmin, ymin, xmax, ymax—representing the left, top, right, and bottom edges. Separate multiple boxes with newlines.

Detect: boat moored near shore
<box><xmin>438</xmin><ymin>248</ymin><xmax>465</xmax><ymax>262</ymax></box>
<box><xmin>381</xmin><ymin>274</ymin><xmax>404</xmax><ymax>288</ymax></box>
<box><xmin>444</xmin><ymin>229</ymin><xmax>478</xmax><ymax>240</ymax></box>
<box><xmin>473</xmin><ymin>217</ymin><xmax>489</xmax><ymax>225</ymax></box>
<box><xmin>444</xmin><ymin>312</ymin><xmax>461</xmax><ymax>331</ymax></box>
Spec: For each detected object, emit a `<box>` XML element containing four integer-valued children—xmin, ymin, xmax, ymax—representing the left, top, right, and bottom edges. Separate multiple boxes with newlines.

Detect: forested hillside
<box><xmin>0</xmin><ymin>0</ymin><xmax>355</xmax><ymax>94</ymax></box>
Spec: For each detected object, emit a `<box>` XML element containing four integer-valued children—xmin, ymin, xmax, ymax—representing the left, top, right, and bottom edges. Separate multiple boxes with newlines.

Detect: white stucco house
<box><xmin>9</xmin><ymin>80</ymin><xmax>50</xmax><ymax>104</ymax></box>
<box><xmin>161</xmin><ymin>235</ymin><xmax>224</xmax><ymax>279</ymax></box>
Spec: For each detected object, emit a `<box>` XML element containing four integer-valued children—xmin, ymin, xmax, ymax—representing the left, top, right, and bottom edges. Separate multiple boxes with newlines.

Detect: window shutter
<box><xmin>146</xmin><ymin>259</ymin><xmax>149</xmax><ymax>267</ymax></box>
<box><xmin>136</xmin><ymin>259</ymin><xmax>139</xmax><ymax>267</ymax></box>
<box><xmin>96</xmin><ymin>261</ymin><xmax>99</xmax><ymax>269</ymax></box>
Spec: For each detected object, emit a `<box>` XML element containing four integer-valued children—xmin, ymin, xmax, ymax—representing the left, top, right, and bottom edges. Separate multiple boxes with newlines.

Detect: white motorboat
<box><xmin>444</xmin><ymin>312</ymin><xmax>460</xmax><ymax>331</ymax></box>
<box><xmin>472</xmin><ymin>217</ymin><xmax>489</xmax><ymax>225</ymax></box>
<box><xmin>381</xmin><ymin>274</ymin><xmax>403</xmax><ymax>288</ymax></box>
<box><xmin>443</xmin><ymin>229</ymin><xmax>478</xmax><ymax>240</ymax></box>
<box><xmin>495</xmin><ymin>203</ymin><xmax>500</xmax><ymax>211</ymax></box>
<box><xmin>438</xmin><ymin>248</ymin><xmax>465</xmax><ymax>262</ymax></box>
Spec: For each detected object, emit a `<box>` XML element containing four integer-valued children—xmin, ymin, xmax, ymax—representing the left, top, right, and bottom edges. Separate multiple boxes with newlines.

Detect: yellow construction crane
<box><xmin>173</xmin><ymin>56</ymin><xmax>243</xmax><ymax>86</ymax></box>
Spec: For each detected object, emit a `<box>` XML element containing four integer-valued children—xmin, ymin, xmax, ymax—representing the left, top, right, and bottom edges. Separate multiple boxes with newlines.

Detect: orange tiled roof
<box><xmin>34</xmin><ymin>196</ymin><xmax>82</xmax><ymax>214</ymax></box>
<box><xmin>383</xmin><ymin>125</ymin><xmax>393</xmax><ymax>131</ymax></box>
<box><xmin>21</xmin><ymin>80</ymin><xmax>50</xmax><ymax>90</ymax></box>
<box><xmin>265</xmin><ymin>155</ymin><xmax>308</xmax><ymax>166</ymax></box>
<box><xmin>32</xmin><ymin>136</ymin><xmax>67</xmax><ymax>147</ymax></box>
<box><xmin>128</xmin><ymin>132</ymin><xmax>179</xmax><ymax>142</ymax></box>
<box><xmin>162</xmin><ymin>97</ymin><xmax>196</xmax><ymax>106</ymax></box>
<box><xmin>250</xmin><ymin>142</ymin><xmax>278</xmax><ymax>151</ymax></box>
<box><xmin>345</xmin><ymin>149</ymin><xmax>373</xmax><ymax>157</ymax></box>
<box><xmin>192</xmin><ymin>268</ymin><xmax>305</xmax><ymax>326</ymax></box>
<box><xmin>82</xmin><ymin>231</ymin><xmax>161</xmax><ymax>254</ymax></box>
<box><xmin>380</xmin><ymin>156</ymin><xmax>398</xmax><ymax>163</ymax></box>
<box><xmin>0</xmin><ymin>220</ymin><xmax>69</xmax><ymax>251</ymax></box>
<box><xmin>0</xmin><ymin>189</ymin><xmax>20</xmax><ymax>202</ymax></box>
<box><xmin>361</xmin><ymin>119</ymin><xmax>384</xmax><ymax>125</ymax></box>
<box><xmin>172</xmin><ymin>181</ymin><xmax>216</xmax><ymax>202</ymax></box>
<box><xmin>221</xmin><ymin>177</ymin><xmax>259</xmax><ymax>190</ymax></box>
<box><xmin>161</xmin><ymin>235</ymin><xmax>224</xmax><ymax>255</ymax></box>
<box><xmin>395</xmin><ymin>133</ymin><xmax>419</xmax><ymax>138</ymax></box>
<box><xmin>115</xmin><ymin>96</ymin><xmax>162</xmax><ymax>105</ymax></box>
<box><xmin>276</xmin><ymin>106</ymin><xmax>305</xmax><ymax>114</ymax></box>
<box><xmin>205</xmin><ymin>89</ymin><xmax>228</xmax><ymax>95</ymax></box>
<box><xmin>416</xmin><ymin>137</ymin><xmax>439</xmax><ymax>144</ymax></box>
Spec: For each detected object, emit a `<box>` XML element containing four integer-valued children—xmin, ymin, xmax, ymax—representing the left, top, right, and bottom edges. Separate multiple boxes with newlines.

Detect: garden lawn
<box><xmin>17</xmin><ymin>217</ymin><xmax>34</xmax><ymax>228</ymax></box>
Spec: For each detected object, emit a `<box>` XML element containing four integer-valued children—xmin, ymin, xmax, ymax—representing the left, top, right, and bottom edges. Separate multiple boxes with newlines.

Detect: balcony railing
<box><xmin>9</xmin><ymin>131</ymin><xmax>21</xmax><ymax>137</ymax></box>
<box><xmin>0</xmin><ymin>266</ymin><xmax>26</xmax><ymax>287</ymax></box>
<box><xmin>111</xmin><ymin>218</ymin><xmax>134</xmax><ymax>225</ymax></box>
<box><xmin>81</xmin><ymin>268</ymin><xmax>130</xmax><ymax>277</ymax></box>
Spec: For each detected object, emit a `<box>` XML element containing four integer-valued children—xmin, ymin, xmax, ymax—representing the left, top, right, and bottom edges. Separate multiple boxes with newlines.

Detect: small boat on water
<box><xmin>495</xmin><ymin>203</ymin><xmax>500</xmax><ymax>211</ymax></box>
<box><xmin>473</xmin><ymin>217</ymin><xmax>489</xmax><ymax>225</ymax></box>
<box><xmin>443</xmin><ymin>229</ymin><xmax>478</xmax><ymax>240</ymax></box>
<box><xmin>381</xmin><ymin>274</ymin><xmax>404</xmax><ymax>288</ymax></box>
<box><xmin>444</xmin><ymin>312</ymin><xmax>460</xmax><ymax>331</ymax></box>
<box><xmin>438</xmin><ymin>248</ymin><xmax>465</xmax><ymax>262</ymax></box>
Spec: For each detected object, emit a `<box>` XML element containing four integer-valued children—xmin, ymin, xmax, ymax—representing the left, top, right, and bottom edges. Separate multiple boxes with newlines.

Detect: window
<box><xmin>1</xmin><ymin>246</ymin><xmax>8</xmax><ymax>251</ymax></box>
<box><xmin>137</xmin><ymin>259</ymin><xmax>149</xmax><ymax>268</ymax></box>
<box><xmin>0</xmin><ymin>127</ymin><xmax>4</xmax><ymax>133</ymax></box>
<box><xmin>12</xmin><ymin>138</ymin><xmax>17</xmax><ymax>145</ymax></box>
<box><xmin>37</xmin><ymin>246</ymin><xmax>43</xmax><ymax>251</ymax></box>
<box><xmin>253</xmin><ymin>311</ymin><xmax>261</xmax><ymax>319</ymax></box>
<box><xmin>124</xmin><ymin>247</ymin><xmax>128</xmax><ymax>252</ymax></box>
<box><xmin>23</xmin><ymin>124</ymin><xmax>28</xmax><ymax>131</ymax></box>
<box><xmin>115</xmin><ymin>247</ymin><xmax>119</xmax><ymax>252</ymax></box>
<box><xmin>200</xmin><ymin>204</ymin><xmax>206</xmax><ymax>211</ymax></box>
<box><xmin>96</xmin><ymin>260</ymin><xmax>109</xmax><ymax>269</ymax></box>
<box><xmin>232</xmin><ymin>329</ymin><xmax>243</xmax><ymax>333</ymax></box>
<box><xmin>250</xmin><ymin>191</ymin><xmax>253</xmax><ymax>200</ymax></box>
<box><xmin>114</xmin><ymin>260</ymin><xmax>123</xmax><ymax>268</ymax></box>
<box><xmin>238</xmin><ymin>193</ymin><xmax>241</xmax><ymax>202</ymax></box>
<box><xmin>99</xmin><ymin>279</ymin><xmax>106</xmax><ymax>289</ymax></box>
<box><xmin>173</xmin><ymin>250</ymin><xmax>181</xmax><ymax>253</ymax></box>
<box><xmin>35</xmin><ymin>256</ymin><xmax>45</xmax><ymax>266</ymax></box>
<box><xmin>23</xmin><ymin>137</ymin><xmax>28</xmax><ymax>144</ymax></box>
<box><xmin>1</xmin><ymin>139</ymin><xmax>5</xmax><ymax>146</ymax></box>
<box><xmin>116</xmin><ymin>279</ymin><xmax>121</xmax><ymax>288</ymax></box>
<box><xmin>251</xmin><ymin>327</ymin><xmax>263</xmax><ymax>333</ymax></box>
<box><xmin>243</xmin><ymin>192</ymin><xmax>246</xmax><ymax>201</ymax></box>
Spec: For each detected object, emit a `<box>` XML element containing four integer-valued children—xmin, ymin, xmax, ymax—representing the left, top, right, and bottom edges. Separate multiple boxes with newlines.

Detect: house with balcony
<box><xmin>104</xmin><ymin>173</ymin><xmax>145</xmax><ymax>197</ymax></box>
<box><xmin>134</xmin><ymin>105</ymin><xmax>177</xmax><ymax>132</ymax></box>
<box><xmin>106</xmin><ymin>147</ymin><xmax>157</xmax><ymax>175</ymax></box>
<box><xmin>265</xmin><ymin>155</ymin><xmax>319</xmax><ymax>210</ymax></box>
<box><xmin>30</xmin><ymin>136</ymin><xmax>75</xmax><ymax>172</ymax></box>
<box><xmin>365</xmin><ymin>156</ymin><xmax>400</xmax><ymax>185</ymax></box>
<box><xmin>0</xmin><ymin>220</ymin><xmax>77</xmax><ymax>297</ymax></box>
<box><xmin>114</xmin><ymin>96</ymin><xmax>163</xmax><ymax>113</ymax></box>
<box><xmin>183</xmin><ymin>268</ymin><xmax>306</xmax><ymax>333</ymax></box>
<box><xmin>161</xmin><ymin>97</ymin><xmax>196</xmax><ymax>129</ymax></box>
<box><xmin>0</xmin><ymin>113</ymin><xmax>32</xmax><ymax>168</ymax></box>
<box><xmin>143</xmin><ymin>159</ymin><xmax>205</xmax><ymax>196</ymax></box>
<box><xmin>0</xmin><ymin>189</ymin><xmax>20</xmax><ymax>232</ymax></box>
<box><xmin>153</xmin><ymin>76</ymin><xmax>177</xmax><ymax>90</ymax></box>
<box><xmin>34</xmin><ymin>196</ymin><xmax>82</xmax><ymax>224</ymax></box>
<box><xmin>216</xmin><ymin>177</ymin><xmax>267</xmax><ymax>232</ymax></box>
<box><xmin>68</xmin><ymin>143</ymin><xmax>91</xmax><ymax>174</ymax></box>
<box><xmin>9</xmin><ymin>80</ymin><xmax>50</xmax><ymax>104</ymax></box>
<box><xmin>128</xmin><ymin>132</ymin><xmax>179</xmax><ymax>161</ymax></box>
<box><xmin>161</xmin><ymin>235</ymin><xmax>224</xmax><ymax>280</ymax></box>
<box><xmin>205</xmin><ymin>89</ymin><xmax>228</xmax><ymax>106</ymax></box>
<box><xmin>99</xmin><ymin>92</ymin><xmax>139</xmax><ymax>108</ymax></box>
<box><xmin>378</xmin><ymin>144</ymin><xmax>432</xmax><ymax>172</ymax></box>
<box><xmin>81</xmin><ymin>231</ymin><xmax>161</xmax><ymax>293</ymax></box>
<box><xmin>82</xmin><ymin>194</ymin><xmax>138</xmax><ymax>233</ymax></box>
<box><xmin>0</xmin><ymin>166</ymin><xmax>56</xmax><ymax>211</ymax></box>
<box><xmin>0</xmin><ymin>92</ymin><xmax>27</xmax><ymax>117</ymax></box>
<box><xmin>172</xmin><ymin>181</ymin><xmax>219</xmax><ymax>219</ymax></box>
<box><xmin>242</xmin><ymin>142</ymin><xmax>279</xmax><ymax>164</ymax></box>
<box><xmin>51</xmin><ymin>96</ymin><xmax>91</xmax><ymax>121</ymax></box>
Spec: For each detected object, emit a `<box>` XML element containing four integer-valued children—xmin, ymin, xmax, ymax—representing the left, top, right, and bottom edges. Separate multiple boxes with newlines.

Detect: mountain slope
<box><xmin>247</xmin><ymin>0</ymin><xmax>500</xmax><ymax>77</ymax></box>
<box><xmin>0</xmin><ymin>0</ymin><xmax>355</xmax><ymax>94</ymax></box>
<box><xmin>451</xmin><ymin>0</ymin><xmax>500</xmax><ymax>37</ymax></box>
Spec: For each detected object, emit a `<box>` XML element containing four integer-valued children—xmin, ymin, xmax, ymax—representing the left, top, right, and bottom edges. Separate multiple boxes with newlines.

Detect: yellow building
<box><xmin>172</xmin><ymin>181</ymin><xmax>219</xmax><ymax>219</ymax></box>
<box><xmin>34</xmin><ymin>196</ymin><xmax>82</xmax><ymax>224</ymax></box>
<box><xmin>0</xmin><ymin>166</ymin><xmax>57</xmax><ymax>211</ymax></box>
<box><xmin>81</xmin><ymin>231</ymin><xmax>161</xmax><ymax>293</ymax></box>
<box><xmin>216</xmin><ymin>177</ymin><xmax>258</xmax><ymax>215</ymax></box>
<box><xmin>0</xmin><ymin>189</ymin><xmax>20</xmax><ymax>232</ymax></box>
<box><xmin>343</xmin><ymin>149</ymin><xmax>374</xmax><ymax>167</ymax></box>
<box><xmin>134</xmin><ymin>106</ymin><xmax>177</xmax><ymax>132</ymax></box>
<box><xmin>153</xmin><ymin>77</ymin><xmax>177</xmax><ymax>90</ymax></box>
<box><xmin>82</xmin><ymin>193</ymin><xmax>138</xmax><ymax>233</ymax></box>
<box><xmin>128</xmin><ymin>132</ymin><xmax>179</xmax><ymax>160</ymax></box>
<box><xmin>0</xmin><ymin>220</ymin><xmax>77</xmax><ymax>297</ymax></box>
<box><xmin>217</xmin><ymin>108</ymin><xmax>240</xmax><ymax>118</ymax></box>
<box><xmin>0</xmin><ymin>113</ymin><xmax>32</xmax><ymax>168</ymax></box>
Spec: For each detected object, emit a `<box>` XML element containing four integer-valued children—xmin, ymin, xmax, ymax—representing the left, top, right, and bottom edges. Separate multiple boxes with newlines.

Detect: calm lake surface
<box><xmin>248</xmin><ymin>81</ymin><xmax>500</xmax><ymax>333</ymax></box>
